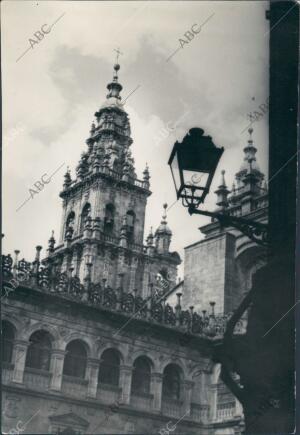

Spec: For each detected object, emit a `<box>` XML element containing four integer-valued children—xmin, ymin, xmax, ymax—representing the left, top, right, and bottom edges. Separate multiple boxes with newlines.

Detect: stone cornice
<box><xmin>59</xmin><ymin>171</ymin><xmax>151</xmax><ymax>200</ymax></box>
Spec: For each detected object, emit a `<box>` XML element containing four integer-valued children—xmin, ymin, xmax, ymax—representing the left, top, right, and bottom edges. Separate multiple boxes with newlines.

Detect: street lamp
<box><xmin>168</xmin><ymin>128</ymin><xmax>224</xmax><ymax>208</ymax></box>
<box><xmin>168</xmin><ymin>127</ymin><xmax>268</xmax><ymax>246</ymax></box>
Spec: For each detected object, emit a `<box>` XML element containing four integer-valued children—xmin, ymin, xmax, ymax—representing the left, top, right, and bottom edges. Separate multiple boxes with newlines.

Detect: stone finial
<box><xmin>13</xmin><ymin>250</ymin><xmax>20</xmax><ymax>276</ymax></box>
<box><xmin>143</xmin><ymin>163</ymin><xmax>150</xmax><ymax>188</ymax></box>
<box><xmin>90</xmin><ymin>122</ymin><xmax>96</xmax><ymax>134</ymax></box>
<box><xmin>146</xmin><ymin>227</ymin><xmax>154</xmax><ymax>246</ymax></box>
<box><xmin>220</xmin><ymin>170</ymin><xmax>226</xmax><ymax>187</ymax></box>
<box><xmin>248</xmin><ymin>126</ymin><xmax>253</xmax><ymax>141</ymax></box>
<box><xmin>35</xmin><ymin>245</ymin><xmax>42</xmax><ymax>261</ymax></box>
<box><xmin>64</xmin><ymin>167</ymin><xmax>72</xmax><ymax>189</ymax></box>
<box><xmin>214</xmin><ymin>170</ymin><xmax>229</xmax><ymax>211</ymax></box>
<box><xmin>48</xmin><ymin>230</ymin><xmax>56</xmax><ymax>253</ymax></box>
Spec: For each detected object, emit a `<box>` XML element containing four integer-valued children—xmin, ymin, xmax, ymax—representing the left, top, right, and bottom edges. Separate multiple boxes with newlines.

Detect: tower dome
<box><xmin>155</xmin><ymin>203</ymin><xmax>172</xmax><ymax>236</ymax></box>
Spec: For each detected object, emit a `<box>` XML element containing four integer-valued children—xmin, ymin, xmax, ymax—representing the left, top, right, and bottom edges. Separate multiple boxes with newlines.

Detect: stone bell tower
<box><xmin>44</xmin><ymin>61</ymin><xmax>180</xmax><ymax>296</ymax></box>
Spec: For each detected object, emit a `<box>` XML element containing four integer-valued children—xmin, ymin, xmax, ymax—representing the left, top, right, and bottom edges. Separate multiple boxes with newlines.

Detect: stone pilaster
<box><xmin>72</xmin><ymin>247</ymin><xmax>81</xmax><ymax>277</ymax></box>
<box><xmin>49</xmin><ymin>349</ymin><xmax>66</xmax><ymax>391</ymax></box>
<box><xmin>234</xmin><ymin>398</ymin><xmax>244</xmax><ymax>417</ymax></box>
<box><xmin>183</xmin><ymin>380</ymin><xmax>194</xmax><ymax>416</ymax></box>
<box><xmin>151</xmin><ymin>372</ymin><xmax>163</xmax><ymax>412</ymax></box>
<box><xmin>142</xmin><ymin>261</ymin><xmax>150</xmax><ymax>298</ymax></box>
<box><xmin>94</xmin><ymin>182</ymin><xmax>102</xmax><ymax>219</ymax></box>
<box><xmin>119</xmin><ymin>365</ymin><xmax>132</xmax><ymax>405</ymax></box>
<box><xmin>209</xmin><ymin>383</ymin><xmax>218</xmax><ymax>421</ymax></box>
<box><xmin>59</xmin><ymin>200</ymin><xmax>68</xmax><ymax>245</ymax></box>
<box><xmin>129</xmin><ymin>257</ymin><xmax>138</xmax><ymax>292</ymax></box>
<box><xmin>116</xmin><ymin>250</ymin><xmax>125</xmax><ymax>280</ymax></box>
<box><xmin>12</xmin><ymin>340</ymin><xmax>29</xmax><ymax>384</ymax></box>
<box><xmin>86</xmin><ymin>358</ymin><xmax>100</xmax><ymax>398</ymax></box>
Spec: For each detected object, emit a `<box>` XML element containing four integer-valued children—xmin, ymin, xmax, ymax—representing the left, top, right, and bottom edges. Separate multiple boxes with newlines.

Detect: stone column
<box><xmin>72</xmin><ymin>247</ymin><xmax>80</xmax><ymax>277</ymax></box>
<box><xmin>59</xmin><ymin>200</ymin><xmax>68</xmax><ymax>244</ymax></box>
<box><xmin>234</xmin><ymin>397</ymin><xmax>244</xmax><ymax>418</ymax></box>
<box><xmin>151</xmin><ymin>372</ymin><xmax>163</xmax><ymax>412</ymax></box>
<box><xmin>129</xmin><ymin>257</ymin><xmax>138</xmax><ymax>292</ymax></box>
<box><xmin>119</xmin><ymin>365</ymin><xmax>132</xmax><ymax>405</ymax></box>
<box><xmin>142</xmin><ymin>262</ymin><xmax>150</xmax><ymax>299</ymax></box>
<box><xmin>210</xmin><ymin>383</ymin><xmax>218</xmax><ymax>421</ymax></box>
<box><xmin>86</xmin><ymin>358</ymin><xmax>100</xmax><ymax>398</ymax></box>
<box><xmin>49</xmin><ymin>349</ymin><xmax>66</xmax><ymax>391</ymax></box>
<box><xmin>182</xmin><ymin>380</ymin><xmax>194</xmax><ymax>416</ymax></box>
<box><xmin>94</xmin><ymin>183</ymin><xmax>102</xmax><ymax>219</ymax></box>
<box><xmin>12</xmin><ymin>340</ymin><xmax>29</xmax><ymax>384</ymax></box>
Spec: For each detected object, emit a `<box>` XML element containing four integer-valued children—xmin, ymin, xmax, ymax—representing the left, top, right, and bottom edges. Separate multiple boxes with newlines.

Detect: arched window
<box><xmin>104</xmin><ymin>204</ymin><xmax>115</xmax><ymax>235</ymax></box>
<box><xmin>2</xmin><ymin>321</ymin><xmax>15</xmax><ymax>363</ymax></box>
<box><xmin>131</xmin><ymin>356</ymin><xmax>151</xmax><ymax>395</ymax></box>
<box><xmin>126</xmin><ymin>210</ymin><xmax>135</xmax><ymax>242</ymax></box>
<box><xmin>162</xmin><ymin>364</ymin><xmax>182</xmax><ymax>400</ymax></box>
<box><xmin>25</xmin><ymin>330</ymin><xmax>52</xmax><ymax>371</ymax></box>
<box><xmin>63</xmin><ymin>340</ymin><xmax>87</xmax><ymax>379</ymax></box>
<box><xmin>99</xmin><ymin>349</ymin><xmax>120</xmax><ymax>386</ymax></box>
<box><xmin>80</xmin><ymin>203</ymin><xmax>91</xmax><ymax>233</ymax></box>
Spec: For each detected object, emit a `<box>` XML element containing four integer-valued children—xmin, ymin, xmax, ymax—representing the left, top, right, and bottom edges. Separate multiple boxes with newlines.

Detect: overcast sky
<box><xmin>2</xmin><ymin>1</ymin><xmax>269</xmax><ymax>277</ymax></box>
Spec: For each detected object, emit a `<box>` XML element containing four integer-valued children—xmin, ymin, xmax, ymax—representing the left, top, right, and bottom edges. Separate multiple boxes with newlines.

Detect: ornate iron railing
<box><xmin>2</xmin><ymin>254</ymin><xmax>247</xmax><ymax>339</ymax></box>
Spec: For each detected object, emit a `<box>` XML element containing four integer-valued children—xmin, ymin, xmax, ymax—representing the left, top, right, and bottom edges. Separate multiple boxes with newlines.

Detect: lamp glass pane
<box><xmin>170</xmin><ymin>153</ymin><xmax>181</xmax><ymax>192</ymax></box>
<box><xmin>182</xmin><ymin>170</ymin><xmax>209</xmax><ymax>189</ymax></box>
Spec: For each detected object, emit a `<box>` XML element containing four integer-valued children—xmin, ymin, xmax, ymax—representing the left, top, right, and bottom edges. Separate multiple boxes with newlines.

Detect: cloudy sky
<box><xmin>2</xmin><ymin>1</ymin><xmax>269</xmax><ymax>277</ymax></box>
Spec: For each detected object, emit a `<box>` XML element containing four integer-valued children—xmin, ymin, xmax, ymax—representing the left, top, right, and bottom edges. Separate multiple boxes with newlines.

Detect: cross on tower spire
<box><xmin>114</xmin><ymin>47</ymin><xmax>123</xmax><ymax>64</ymax></box>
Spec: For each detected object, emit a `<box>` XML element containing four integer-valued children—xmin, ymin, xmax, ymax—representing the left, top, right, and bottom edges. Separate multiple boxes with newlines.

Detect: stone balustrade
<box><xmin>190</xmin><ymin>403</ymin><xmax>210</xmax><ymax>423</ymax></box>
<box><xmin>130</xmin><ymin>392</ymin><xmax>154</xmax><ymax>411</ymax></box>
<box><xmin>2</xmin><ymin>253</ymin><xmax>247</xmax><ymax>340</ymax></box>
<box><xmin>61</xmin><ymin>375</ymin><xmax>88</xmax><ymax>398</ymax></box>
<box><xmin>216</xmin><ymin>401</ymin><xmax>236</xmax><ymax>421</ymax></box>
<box><xmin>23</xmin><ymin>368</ymin><xmax>51</xmax><ymax>391</ymax></box>
<box><xmin>161</xmin><ymin>398</ymin><xmax>184</xmax><ymax>418</ymax></box>
<box><xmin>96</xmin><ymin>383</ymin><xmax>122</xmax><ymax>404</ymax></box>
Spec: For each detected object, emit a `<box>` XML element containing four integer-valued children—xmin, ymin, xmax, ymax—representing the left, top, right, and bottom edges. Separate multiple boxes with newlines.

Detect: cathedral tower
<box><xmin>44</xmin><ymin>62</ymin><xmax>180</xmax><ymax>296</ymax></box>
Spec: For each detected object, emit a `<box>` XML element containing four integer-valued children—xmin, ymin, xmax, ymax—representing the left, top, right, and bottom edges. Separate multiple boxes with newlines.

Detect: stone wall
<box><xmin>183</xmin><ymin>233</ymin><xmax>236</xmax><ymax>314</ymax></box>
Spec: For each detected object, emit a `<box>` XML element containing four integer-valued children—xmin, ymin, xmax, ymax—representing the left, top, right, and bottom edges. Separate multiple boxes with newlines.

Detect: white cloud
<box><xmin>2</xmin><ymin>1</ymin><xmax>269</xmax><ymax>274</ymax></box>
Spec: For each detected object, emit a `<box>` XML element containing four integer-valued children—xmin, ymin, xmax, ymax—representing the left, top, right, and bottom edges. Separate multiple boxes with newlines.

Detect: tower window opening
<box><xmin>80</xmin><ymin>203</ymin><xmax>91</xmax><ymax>233</ymax></box>
<box><xmin>126</xmin><ymin>210</ymin><xmax>135</xmax><ymax>243</ymax></box>
<box><xmin>104</xmin><ymin>204</ymin><xmax>115</xmax><ymax>235</ymax></box>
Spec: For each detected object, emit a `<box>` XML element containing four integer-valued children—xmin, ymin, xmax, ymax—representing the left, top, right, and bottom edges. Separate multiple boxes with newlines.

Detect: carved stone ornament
<box><xmin>4</xmin><ymin>396</ymin><xmax>21</xmax><ymax>418</ymax></box>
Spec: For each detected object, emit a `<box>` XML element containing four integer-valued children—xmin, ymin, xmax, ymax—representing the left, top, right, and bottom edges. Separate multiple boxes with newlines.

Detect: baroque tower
<box><xmin>44</xmin><ymin>62</ymin><xmax>181</xmax><ymax>297</ymax></box>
